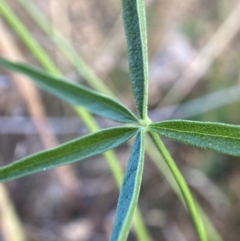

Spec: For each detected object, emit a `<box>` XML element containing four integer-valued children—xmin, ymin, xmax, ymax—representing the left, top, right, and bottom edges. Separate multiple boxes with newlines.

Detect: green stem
<box><xmin>149</xmin><ymin>131</ymin><xmax>207</xmax><ymax>241</ymax></box>
<box><xmin>145</xmin><ymin>135</ymin><xmax>223</xmax><ymax>241</ymax></box>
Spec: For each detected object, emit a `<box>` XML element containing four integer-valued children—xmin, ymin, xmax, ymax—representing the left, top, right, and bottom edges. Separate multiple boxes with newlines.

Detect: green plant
<box><xmin>0</xmin><ymin>1</ymin><xmax>240</xmax><ymax>241</ymax></box>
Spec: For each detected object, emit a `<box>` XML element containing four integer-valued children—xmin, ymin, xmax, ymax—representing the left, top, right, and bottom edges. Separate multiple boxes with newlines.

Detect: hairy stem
<box><xmin>149</xmin><ymin>131</ymin><xmax>207</xmax><ymax>241</ymax></box>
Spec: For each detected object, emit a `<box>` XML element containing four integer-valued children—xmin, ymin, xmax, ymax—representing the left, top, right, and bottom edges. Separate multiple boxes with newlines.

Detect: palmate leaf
<box><xmin>149</xmin><ymin>120</ymin><xmax>240</xmax><ymax>156</ymax></box>
<box><xmin>110</xmin><ymin>129</ymin><xmax>145</xmax><ymax>241</ymax></box>
<box><xmin>122</xmin><ymin>0</ymin><xmax>149</xmax><ymax>120</ymax></box>
<box><xmin>0</xmin><ymin>127</ymin><xmax>139</xmax><ymax>182</ymax></box>
<box><xmin>0</xmin><ymin>58</ymin><xmax>138</xmax><ymax>123</ymax></box>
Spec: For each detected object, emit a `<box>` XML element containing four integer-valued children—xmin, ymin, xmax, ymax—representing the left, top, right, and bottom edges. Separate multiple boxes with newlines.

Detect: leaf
<box><xmin>110</xmin><ymin>129</ymin><xmax>145</xmax><ymax>241</ymax></box>
<box><xmin>149</xmin><ymin>120</ymin><xmax>240</xmax><ymax>156</ymax></box>
<box><xmin>0</xmin><ymin>127</ymin><xmax>139</xmax><ymax>182</ymax></box>
<box><xmin>121</xmin><ymin>0</ymin><xmax>148</xmax><ymax>120</ymax></box>
<box><xmin>0</xmin><ymin>58</ymin><xmax>138</xmax><ymax>123</ymax></box>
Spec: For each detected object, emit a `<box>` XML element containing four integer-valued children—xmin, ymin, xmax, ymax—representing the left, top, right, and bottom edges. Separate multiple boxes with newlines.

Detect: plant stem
<box><xmin>149</xmin><ymin>131</ymin><xmax>207</xmax><ymax>241</ymax></box>
<box><xmin>145</xmin><ymin>135</ymin><xmax>223</xmax><ymax>241</ymax></box>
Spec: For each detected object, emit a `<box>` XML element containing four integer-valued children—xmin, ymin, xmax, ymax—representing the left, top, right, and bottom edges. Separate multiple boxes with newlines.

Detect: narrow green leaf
<box><xmin>0</xmin><ymin>58</ymin><xmax>138</xmax><ymax>123</ymax></box>
<box><xmin>150</xmin><ymin>120</ymin><xmax>240</xmax><ymax>156</ymax></box>
<box><xmin>110</xmin><ymin>129</ymin><xmax>145</xmax><ymax>241</ymax></box>
<box><xmin>122</xmin><ymin>0</ymin><xmax>149</xmax><ymax>120</ymax></box>
<box><xmin>0</xmin><ymin>127</ymin><xmax>139</xmax><ymax>182</ymax></box>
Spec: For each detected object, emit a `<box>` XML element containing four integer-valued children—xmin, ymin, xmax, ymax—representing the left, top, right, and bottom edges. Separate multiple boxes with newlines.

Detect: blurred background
<box><xmin>0</xmin><ymin>0</ymin><xmax>240</xmax><ymax>240</ymax></box>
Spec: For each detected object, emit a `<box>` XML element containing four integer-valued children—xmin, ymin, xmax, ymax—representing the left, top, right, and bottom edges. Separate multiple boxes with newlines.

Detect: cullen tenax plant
<box><xmin>0</xmin><ymin>0</ymin><xmax>240</xmax><ymax>241</ymax></box>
